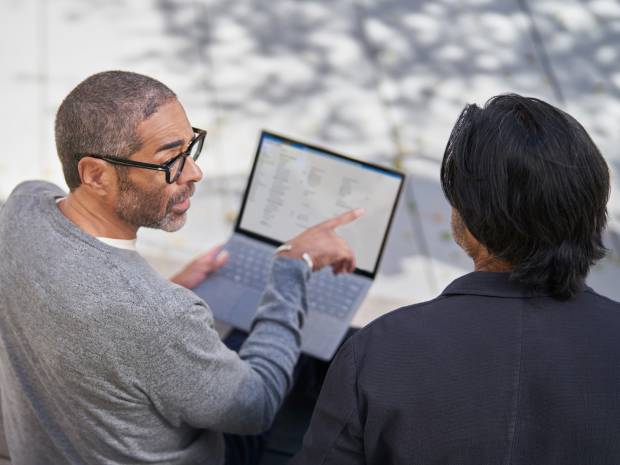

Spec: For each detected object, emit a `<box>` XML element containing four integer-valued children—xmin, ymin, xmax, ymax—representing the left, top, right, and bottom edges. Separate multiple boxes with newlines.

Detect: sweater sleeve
<box><xmin>142</xmin><ymin>256</ymin><xmax>309</xmax><ymax>435</ymax></box>
<box><xmin>290</xmin><ymin>339</ymin><xmax>366</xmax><ymax>464</ymax></box>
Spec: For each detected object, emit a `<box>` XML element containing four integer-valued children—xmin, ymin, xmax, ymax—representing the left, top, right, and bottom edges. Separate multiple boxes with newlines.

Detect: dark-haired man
<box><xmin>0</xmin><ymin>71</ymin><xmax>363</xmax><ymax>464</ymax></box>
<box><xmin>292</xmin><ymin>94</ymin><xmax>620</xmax><ymax>464</ymax></box>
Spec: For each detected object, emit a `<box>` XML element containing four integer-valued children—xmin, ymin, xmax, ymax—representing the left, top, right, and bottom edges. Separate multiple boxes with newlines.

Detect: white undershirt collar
<box><xmin>94</xmin><ymin>237</ymin><xmax>137</xmax><ymax>251</ymax></box>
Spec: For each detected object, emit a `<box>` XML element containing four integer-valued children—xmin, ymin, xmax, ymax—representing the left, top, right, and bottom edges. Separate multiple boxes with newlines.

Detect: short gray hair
<box><xmin>55</xmin><ymin>71</ymin><xmax>177</xmax><ymax>189</ymax></box>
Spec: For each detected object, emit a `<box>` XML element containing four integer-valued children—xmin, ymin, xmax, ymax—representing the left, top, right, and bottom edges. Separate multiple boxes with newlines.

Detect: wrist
<box><xmin>275</xmin><ymin>244</ymin><xmax>314</xmax><ymax>271</ymax></box>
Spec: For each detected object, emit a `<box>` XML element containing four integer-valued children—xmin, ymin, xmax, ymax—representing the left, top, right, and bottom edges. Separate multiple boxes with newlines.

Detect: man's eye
<box><xmin>163</xmin><ymin>157</ymin><xmax>180</xmax><ymax>166</ymax></box>
<box><xmin>163</xmin><ymin>154</ymin><xmax>180</xmax><ymax>165</ymax></box>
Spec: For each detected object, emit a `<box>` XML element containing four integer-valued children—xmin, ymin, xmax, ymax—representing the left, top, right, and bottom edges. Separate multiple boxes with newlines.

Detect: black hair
<box><xmin>55</xmin><ymin>71</ymin><xmax>177</xmax><ymax>189</ymax></box>
<box><xmin>441</xmin><ymin>93</ymin><xmax>610</xmax><ymax>300</ymax></box>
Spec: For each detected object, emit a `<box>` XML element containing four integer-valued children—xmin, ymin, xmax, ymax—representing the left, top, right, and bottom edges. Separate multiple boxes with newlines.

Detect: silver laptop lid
<box><xmin>235</xmin><ymin>131</ymin><xmax>405</xmax><ymax>279</ymax></box>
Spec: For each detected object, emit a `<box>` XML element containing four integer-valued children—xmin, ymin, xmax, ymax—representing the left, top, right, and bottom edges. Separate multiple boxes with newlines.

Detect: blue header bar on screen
<box><xmin>262</xmin><ymin>133</ymin><xmax>402</xmax><ymax>179</ymax></box>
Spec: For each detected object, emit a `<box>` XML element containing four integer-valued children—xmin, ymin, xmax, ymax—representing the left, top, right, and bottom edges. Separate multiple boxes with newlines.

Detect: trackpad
<box><xmin>229</xmin><ymin>291</ymin><xmax>261</xmax><ymax>331</ymax></box>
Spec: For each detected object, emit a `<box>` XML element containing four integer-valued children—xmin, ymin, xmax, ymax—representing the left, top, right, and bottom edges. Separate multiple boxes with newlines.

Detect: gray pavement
<box><xmin>2</xmin><ymin>0</ymin><xmax>620</xmax><ymax>318</ymax></box>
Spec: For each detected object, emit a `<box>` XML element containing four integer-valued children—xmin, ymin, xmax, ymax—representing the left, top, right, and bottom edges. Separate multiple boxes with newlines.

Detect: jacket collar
<box><xmin>441</xmin><ymin>271</ymin><xmax>592</xmax><ymax>299</ymax></box>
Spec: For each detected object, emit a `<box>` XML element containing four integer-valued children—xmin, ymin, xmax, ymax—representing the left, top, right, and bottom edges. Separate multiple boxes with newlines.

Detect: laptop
<box><xmin>192</xmin><ymin>131</ymin><xmax>405</xmax><ymax>361</ymax></box>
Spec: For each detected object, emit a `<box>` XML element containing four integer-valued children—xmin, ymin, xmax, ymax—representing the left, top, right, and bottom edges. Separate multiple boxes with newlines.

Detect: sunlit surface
<box><xmin>1</xmin><ymin>0</ymin><xmax>619</xmax><ymax>314</ymax></box>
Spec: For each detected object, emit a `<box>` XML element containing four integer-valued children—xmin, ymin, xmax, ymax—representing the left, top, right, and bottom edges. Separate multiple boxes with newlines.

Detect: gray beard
<box><xmin>114</xmin><ymin>181</ymin><xmax>195</xmax><ymax>232</ymax></box>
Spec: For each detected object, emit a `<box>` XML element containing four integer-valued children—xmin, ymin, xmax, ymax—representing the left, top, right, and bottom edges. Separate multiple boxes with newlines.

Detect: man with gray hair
<box><xmin>0</xmin><ymin>70</ymin><xmax>363</xmax><ymax>464</ymax></box>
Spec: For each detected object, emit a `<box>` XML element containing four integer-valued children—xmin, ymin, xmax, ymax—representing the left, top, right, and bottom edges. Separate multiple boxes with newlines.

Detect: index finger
<box><xmin>321</xmin><ymin>208</ymin><xmax>365</xmax><ymax>230</ymax></box>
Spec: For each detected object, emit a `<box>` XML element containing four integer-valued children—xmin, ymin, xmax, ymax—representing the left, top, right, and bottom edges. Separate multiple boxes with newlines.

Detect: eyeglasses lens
<box><xmin>167</xmin><ymin>132</ymin><xmax>204</xmax><ymax>183</ymax></box>
<box><xmin>169</xmin><ymin>155</ymin><xmax>186</xmax><ymax>183</ymax></box>
<box><xmin>189</xmin><ymin>136</ymin><xmax>204</xmax><ymax>161</ymax></box>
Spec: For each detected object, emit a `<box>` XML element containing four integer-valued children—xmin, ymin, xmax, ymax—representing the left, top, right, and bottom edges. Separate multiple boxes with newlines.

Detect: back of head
<box><xmin>55</xmin><ymin>71</ymin><xmax>177</xmax><ymax>189</ymax></box>
<box><xmin>441</xmin><ymin>93</ymin><xmax>610</xmax><ymax>300</ymax></box>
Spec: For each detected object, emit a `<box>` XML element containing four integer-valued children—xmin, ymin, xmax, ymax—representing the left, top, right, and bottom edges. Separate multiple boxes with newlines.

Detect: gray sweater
<box><xmin>0</xmin><ymin>181</ymin><xmax>310</xmax><ymax>464</ymax></box>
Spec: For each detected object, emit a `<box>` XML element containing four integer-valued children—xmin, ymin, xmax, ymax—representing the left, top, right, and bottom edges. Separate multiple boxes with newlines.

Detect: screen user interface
<box><xmin>239</xmin><ymin>134</ymin><xmax>403</xmax><ymax>273</ymax></box>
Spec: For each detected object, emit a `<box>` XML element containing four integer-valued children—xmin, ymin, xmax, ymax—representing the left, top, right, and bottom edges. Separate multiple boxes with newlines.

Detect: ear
<box><xmin>77</xmin><ymin>158</ymin><xmax>118</xmax><ymax>197</ymax></box>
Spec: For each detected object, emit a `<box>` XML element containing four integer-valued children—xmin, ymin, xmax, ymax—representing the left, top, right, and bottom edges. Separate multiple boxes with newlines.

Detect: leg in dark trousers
<box><xmin>222</xmin><ymin>327</ymin><xmax>359</xmax><ymax>465</ymax></box>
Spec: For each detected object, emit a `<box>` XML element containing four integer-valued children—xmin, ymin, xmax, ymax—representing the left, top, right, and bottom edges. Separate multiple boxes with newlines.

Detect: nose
<box><xmin>177</xmin><ymin>155</ymin><xmax>203</xmax><ymax>184</ymax></box>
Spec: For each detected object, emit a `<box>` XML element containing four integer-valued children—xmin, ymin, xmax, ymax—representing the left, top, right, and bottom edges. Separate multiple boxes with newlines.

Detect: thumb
<box><xmin>214</xmin><ymin>249</ymin><xmax>229</xmax><ymax>264</ymax></box>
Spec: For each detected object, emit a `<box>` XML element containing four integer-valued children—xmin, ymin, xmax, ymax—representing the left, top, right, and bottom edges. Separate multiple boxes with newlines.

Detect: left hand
<box><xmin>170</xmin><ymin>245</ymin><xmax>229</xmax><ymax>289</ymax></box>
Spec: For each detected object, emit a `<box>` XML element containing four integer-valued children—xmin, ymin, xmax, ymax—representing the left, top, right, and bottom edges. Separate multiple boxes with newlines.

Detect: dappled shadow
<box><xmin>2</xmin><ymin>0</ymin><xmax>618</xmax><ymax>300</ymax></box>
<box><xmin>150</xmin><ymin>0</ymin><xmax>573</xmax><ymax>162</ymax></box>
<box><xmin>140</xmin><ymin>0</ymin><xmax>620</xmax><ymax>298</ymax></box>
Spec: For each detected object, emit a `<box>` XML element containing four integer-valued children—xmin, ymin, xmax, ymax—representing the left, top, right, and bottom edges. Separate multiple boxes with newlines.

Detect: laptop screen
<box><xmin>237</xmin><ymin>132</ymin><xmax>405</xmax><ymax>277</ymax></box>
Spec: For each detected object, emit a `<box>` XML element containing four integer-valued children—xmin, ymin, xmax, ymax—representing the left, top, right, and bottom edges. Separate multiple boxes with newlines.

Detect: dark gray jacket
<box><xmin>292</xmin><ymin>271</ymin><xmax>620</xmax><ymax>464</ymax></box>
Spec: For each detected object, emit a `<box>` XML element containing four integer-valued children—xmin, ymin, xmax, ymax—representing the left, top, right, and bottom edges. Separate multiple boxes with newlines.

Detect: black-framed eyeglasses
<box><xmin>74</xmin><ymin>127</ymin><xmax>206</xmax><ymax>184</ymax></box>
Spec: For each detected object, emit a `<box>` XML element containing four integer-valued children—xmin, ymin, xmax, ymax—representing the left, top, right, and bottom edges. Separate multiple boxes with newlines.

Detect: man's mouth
<box><xmin>165</xmin><ymin>183</ymin><xmax>195</xmax><ymax>215</ymax></box>
<box><xmin>166</xmin><ymin>194</ymin><xmax>191</xmax><ymax>214</ymax></box>
<box><xmin>172</xmin><ymin>198</ymin><xmax>190</xmax><ymax>211</ymax></box>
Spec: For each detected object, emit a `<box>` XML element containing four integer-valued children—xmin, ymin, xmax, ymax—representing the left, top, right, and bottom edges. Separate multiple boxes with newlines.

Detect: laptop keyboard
<box><xmin>217</xmin><ymin>239</ymin><xmax>365</xmax><ymax>320</ymax></box>
<box><xmin>307</xmin><ymin>269</ymin><xmax>364</xmax><ymax>319</ymax></box>
<box><xmin>218</xmin><ymin>240</ymin><xmax>272</xmax><ymax>289</ymax></box>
